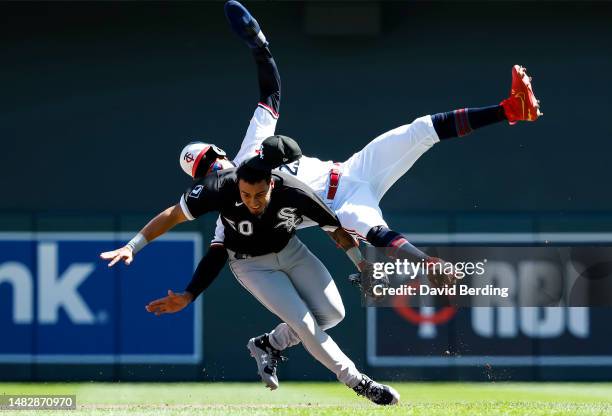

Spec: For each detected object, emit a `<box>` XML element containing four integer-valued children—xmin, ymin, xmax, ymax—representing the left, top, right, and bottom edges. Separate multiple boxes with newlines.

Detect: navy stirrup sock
<box><xmin>431</xmin><ymin>105</ymin><xmax>507</xmax><ymax>140</ymax></box>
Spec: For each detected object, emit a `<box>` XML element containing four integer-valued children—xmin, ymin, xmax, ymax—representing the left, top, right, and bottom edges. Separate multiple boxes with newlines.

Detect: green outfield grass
<box><xmin>1</xmin><ymin>382</ymin><xmax>611</xmax><ymax>415</ymax></box>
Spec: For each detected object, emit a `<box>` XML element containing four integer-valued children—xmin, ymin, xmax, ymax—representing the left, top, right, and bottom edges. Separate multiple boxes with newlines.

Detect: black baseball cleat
<box><xmin>247</xmin><ymin>333</ymin><xmax>287</xmax><ymax>390</ymax></box>
<box><xmin>352</xmin><ymin>374</ymin><xmax>400</xmax><ymax>405</ymax></box>
<box><xmin>224</xmin><ymin>0</ymin><xmax>268</xmax><ymax>48</ymax></box>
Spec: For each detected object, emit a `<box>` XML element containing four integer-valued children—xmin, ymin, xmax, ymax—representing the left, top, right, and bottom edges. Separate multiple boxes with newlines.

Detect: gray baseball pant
<box><xmin>228</xmin><ymin>236</ymin><xmax>362</xmax><ymax>388</ymax></box>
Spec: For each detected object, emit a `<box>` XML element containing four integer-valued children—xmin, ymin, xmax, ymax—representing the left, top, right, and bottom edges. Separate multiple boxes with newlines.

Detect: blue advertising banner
<box><xmin>0</xmin><ymin>232</ymin><xmax>202</xmax><ymax>364</ymax></box>
<box><xmin>367</xmin><ymin>233</ymin><xmax>612</xmax><ymax>367</ymax></box>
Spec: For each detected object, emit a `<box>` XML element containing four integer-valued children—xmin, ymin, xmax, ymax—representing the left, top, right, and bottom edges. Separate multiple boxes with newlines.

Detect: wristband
<box><xmin>126</xmin><ymin>233</ymin><xmax>148</xmax><ymax>254</ymax></box>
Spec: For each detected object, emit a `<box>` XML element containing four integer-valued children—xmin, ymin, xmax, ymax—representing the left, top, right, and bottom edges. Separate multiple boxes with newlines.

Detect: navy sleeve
<box><xmin>185</xmin><ymin>245</ymin><xmax>229</xmax><ymax>300</ymax></box>
<box><xmin>253</xmin><ymin>47</ymin><xmax>280</xmax><ymax>115</ymax></box>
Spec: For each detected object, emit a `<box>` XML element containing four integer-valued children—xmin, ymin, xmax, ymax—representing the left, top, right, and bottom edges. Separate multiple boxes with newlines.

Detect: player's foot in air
<box><xmin>224</xmin><ymin>0</ymin><xmax>268</xmax><ymax>48</ymax></box>
<box><xmin>352</xmin><ymin>374</ymin><xmax>400</xmax><ymax>405</ymax></box>
<box><xmin>500</xmin><ymin>65</ymin><xmax>543</xmax><ymax>124</ymax></box>
<box><xmin>247</xmin><ymin>333</ymin><xmax>286</xmax><ymax>390</ymax></box>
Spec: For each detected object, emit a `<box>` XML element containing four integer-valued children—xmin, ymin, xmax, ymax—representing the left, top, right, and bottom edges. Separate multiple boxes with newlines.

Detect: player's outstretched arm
<box><xmin>145</xmin><ymin>244</ymin><xmax>228</xmax><ymax>315</ymax></box>
<box><xmin>184</xmin><ymin>244</ymin><xmax>228</xmax><ymax>300</ymax></box>
<box><xmin>225</xmin><ymin>0</ymin><xmax>279</xmax><ymax>110</ymax></box>
<box><xmin>99</xmin><ymin>203</ymin><xmax>188</xmax><ymax>267</ymax></box>
<box><xmin>226</xmin><ymin>0</ymin><xmax>281</xmax><ymax>165</ymax></box>
<box><xmin>366</xmin><ymin>225</ymin><xmax>457</xmax><ymax>288</ymax></box>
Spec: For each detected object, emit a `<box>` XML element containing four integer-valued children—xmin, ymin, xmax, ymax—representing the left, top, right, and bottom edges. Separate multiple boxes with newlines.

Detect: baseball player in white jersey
<box><xmin>105</xmin><ymin>0</ymin><xmax>541</xmax><ymax>399</ymax></box>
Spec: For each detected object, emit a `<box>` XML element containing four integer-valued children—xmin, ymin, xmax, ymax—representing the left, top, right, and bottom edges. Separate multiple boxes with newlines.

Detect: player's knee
<box><xmin>412</xmin><ymin>115</ymin><xmax>432</xmax><ymax>129</ymax></box>
<box><xmin>327</xmin><ymin>304</ymin><xmax>346</xmax><ymax>329</ymax></box>
<box><xmin>287</xmin><ymin>313</ymin><xmax>318</xmax><ymax>338</ymax></box>
<box><xmin>318</xmin><ymin>302</ymin><xmax>345</xmax><ymax>330</ymax></box>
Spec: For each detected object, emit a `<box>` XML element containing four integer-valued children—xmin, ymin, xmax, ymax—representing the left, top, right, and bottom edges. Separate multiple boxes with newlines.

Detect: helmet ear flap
<box><xmin>210</xmin><ymin>144</ymin><xmax>226</xmax><ymax>157</ymax></box>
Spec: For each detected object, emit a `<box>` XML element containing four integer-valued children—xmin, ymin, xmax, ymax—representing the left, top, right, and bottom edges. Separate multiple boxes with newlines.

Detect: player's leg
<box><xmin>333</xmin><ymin>182</ymin><xmax>389</xmax><ymax>240</ymax></box>
<box><xmin>342</xmin><ymin>115</ymin><xmax>439</xmax><ymax>202</ymax></box>
<box><xmin>264</xmin><ymin>237</ymin><xmax>346</xmax><ymax>352</ymax></box>
<box><xmin>343</xmin><ymin>65</ymin><xmax>541</xmax><ymax>201</ymax></box>
<box><xmin>335</xmin><ymin>66</ymin><xmax>544</xmax><ymax>276</ymax></box>
<box><xmin>278</xmin><ymin>236</ymin><xmax>400</xmax><ymax>405</ymax></box>
<box><xmin>285</xmin><ymin>238</ymin><xmax>346</xmax><ymax>330</ymax></box>
<box><xmin>230</xmin><ymin>243</ymin><xmax>399</xmax><ymax>404</ymax></box>
<box><xmin>228</xmin><ymin>256</ymin><xmax>362</xmax><ymax>389</ymax></box>
<box><xmin>432</xmin><ymin>65</ymin><xmax>541</xmax><ymax>137</ymax></box>
<box><xmin>225</xmin><ymin>0</ymin><xmax>282</xmax><ymax>165</ymax></box>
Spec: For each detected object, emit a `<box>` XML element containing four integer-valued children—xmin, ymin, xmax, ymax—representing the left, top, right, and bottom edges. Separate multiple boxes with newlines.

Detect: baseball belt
<box><xmin>226</xmin><ymin>249</ymin><xmax>252</xmax><ymax>260</ymax></box>
<box><xmin>326</xmin><ymin>162</ymin><xmax>342</xmax><ymax>200</ymax></box>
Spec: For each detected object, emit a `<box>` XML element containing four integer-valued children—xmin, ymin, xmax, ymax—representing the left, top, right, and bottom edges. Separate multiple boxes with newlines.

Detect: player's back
<box><xmin>276</xmin><ymin>155</ymin><xmax>333</xmax><ymax>199</ymax></box>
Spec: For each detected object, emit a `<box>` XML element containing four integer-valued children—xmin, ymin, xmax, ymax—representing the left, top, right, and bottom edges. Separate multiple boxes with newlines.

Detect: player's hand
<box><xmin>426</xmin><ymin>257</ymin><xmax>458</xmax><ymax>288</ymax></box>
<box><xmin>100</xmin><ymin>246</ymin><xmax>134</xmax><ymax>267</ymax></box>
<box><xmin>349</xmin><ymin>262</ymin><xmax>390</xmax><ymax>301</ymax></box>
<box><xmin>145</xmin><ymin>290</ymin><xmax>193</xmax><ymax>316</ymax></box>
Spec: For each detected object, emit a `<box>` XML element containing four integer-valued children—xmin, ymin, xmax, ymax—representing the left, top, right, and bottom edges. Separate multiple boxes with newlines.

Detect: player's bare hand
<box><xmin>100</xmin><ymin>246</ymin><xmax>134</xmax><ymax>267</ymax></box>
<box><xmin>145</xmin><ymin>290</ymin><xmax>193</xmax><ymax>316</ymax></box>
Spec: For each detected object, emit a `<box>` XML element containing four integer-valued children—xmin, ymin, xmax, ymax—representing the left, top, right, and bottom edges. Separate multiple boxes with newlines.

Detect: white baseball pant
<box><xmin>332</xmin><ymin>115</ymin><xmax>440</xmax><ymax>238</ymax></box>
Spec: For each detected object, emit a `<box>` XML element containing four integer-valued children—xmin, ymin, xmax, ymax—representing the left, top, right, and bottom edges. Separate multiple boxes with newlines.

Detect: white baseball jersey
<box><xmin>210</xmin><ymin>104</ymin><xmax>440</xmax><ymax>245</ymax></box>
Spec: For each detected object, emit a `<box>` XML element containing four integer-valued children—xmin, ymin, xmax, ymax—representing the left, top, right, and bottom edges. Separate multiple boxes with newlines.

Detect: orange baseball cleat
<box><xmin>500</xmin><ymin>65</ymin><xmax>543</xmax><ymax>124</ymax></box>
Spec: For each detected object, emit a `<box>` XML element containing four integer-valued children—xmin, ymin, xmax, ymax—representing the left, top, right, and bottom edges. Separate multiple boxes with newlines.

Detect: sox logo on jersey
<box><xmin>275</xmin><ymin>207</ymin><xmax>302</xmax><ymax>232</ymax></box>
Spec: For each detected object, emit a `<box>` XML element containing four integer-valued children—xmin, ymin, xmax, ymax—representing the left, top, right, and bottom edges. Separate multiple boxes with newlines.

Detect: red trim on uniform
<box><xmin>191</xmin><ymin>145</ymin><xmax>211</xmax><ymax>177</ymax></box>
<box><xmin>344</xmin><ymin>227</ymin><xmax>368</xmax><ymax>241</ymax></box>
<box><xmin>326</xmin><ymin>163</ymin><xmax>342</xmax><ymax>200</ymax></box>
<box><xmin>461</xmin><ymin>108</ymin><xmax>473</xmax><ymax>135</ymax></box>
<box><xmin>454</xmin><ymin>108</ymin><xmax>472</xmax><ymax>137</ymax></box>
<box><xmin>454</xmin><ymin>109</ymin><xmax>465</xmax><ymax>136</ymax></box>
<box><xmin>387</xmin><ymin>236</ymin><xmax>408</xmax><ymax>258</ymax></box>
<box><xmin>258</xmin><ymin>102</ymin><xmax>279</xmax><ymax>119</ymax></box>
<box><xmin>210</xmin><ymin>242</ymin><xmax>225</xmax><ymax>247</ymax></box>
